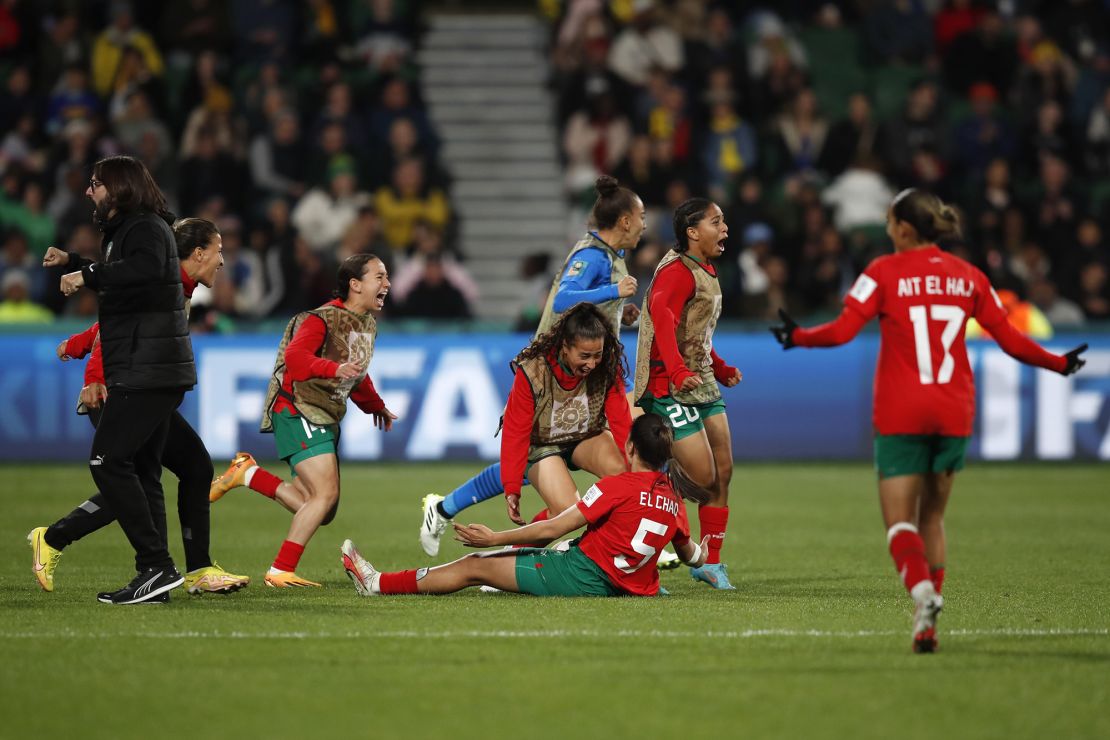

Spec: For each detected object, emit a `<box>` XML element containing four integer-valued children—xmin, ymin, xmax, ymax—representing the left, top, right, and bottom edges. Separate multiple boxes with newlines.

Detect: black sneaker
<box><xmin>97</xmin><ymin>565</ymin><xmax>184</xmax><ymax>605</ymax></box>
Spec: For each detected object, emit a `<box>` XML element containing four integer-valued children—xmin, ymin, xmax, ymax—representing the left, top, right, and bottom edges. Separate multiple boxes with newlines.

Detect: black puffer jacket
<box><xmin>69</xmin><ymin>211</ymin><xmax>196</xmax><ymax>390</ymax></box>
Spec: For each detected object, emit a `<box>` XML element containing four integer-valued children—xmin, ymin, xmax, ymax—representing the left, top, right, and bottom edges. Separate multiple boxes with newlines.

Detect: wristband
<box><xmin>682</xmin><ymin>542</ymin><xmax>703</xmax><ymax>566</ymax></box>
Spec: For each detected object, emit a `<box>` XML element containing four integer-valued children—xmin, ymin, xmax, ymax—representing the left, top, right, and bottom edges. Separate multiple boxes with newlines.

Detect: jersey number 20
<box><xmin>908</xmin><ymin>304</ymin><xmax>965</xmax><ymax>385</ymax></box>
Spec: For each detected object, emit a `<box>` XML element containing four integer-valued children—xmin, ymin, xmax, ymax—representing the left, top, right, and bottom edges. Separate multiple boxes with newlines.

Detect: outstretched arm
<box><xmin>987</xmin><ymin>318</ymin><xmax>1070</xmax><ymax>373</ymax></box>
<box><xmin>791</xmin><ymin>307</ymin><xmax>869</xmax><ymax>348</ymax></box>
<box><xmin>453</xmin><ymin>503</ymin><xmax>588</xmax><ymax>548</ymax></box>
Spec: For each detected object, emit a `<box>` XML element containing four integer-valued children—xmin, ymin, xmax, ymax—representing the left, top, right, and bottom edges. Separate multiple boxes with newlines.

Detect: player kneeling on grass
<box><xmin>771</xmin><ymin>188</ymin><xmax>1087</xmax><ymax>653</ymax></box>
<box><xmin>342</xmin><ymin>413</ymin><xmax>710</xmax><ymax>598</ymax></box>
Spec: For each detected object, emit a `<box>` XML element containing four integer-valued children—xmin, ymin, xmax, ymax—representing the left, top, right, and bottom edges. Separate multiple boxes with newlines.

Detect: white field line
<box><xmin>0</xmin><ymin>628</ymin><xmax>1106</xmax><ymax>640</ymax></box>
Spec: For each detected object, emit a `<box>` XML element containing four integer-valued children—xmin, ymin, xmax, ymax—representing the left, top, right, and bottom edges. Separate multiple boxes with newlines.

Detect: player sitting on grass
<box><xmin>341</xmin><ymin>413</ymin><xmax>710</xmax><ymax>598</ymax></box>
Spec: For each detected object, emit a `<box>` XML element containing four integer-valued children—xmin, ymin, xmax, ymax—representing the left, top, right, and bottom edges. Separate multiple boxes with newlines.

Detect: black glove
<box><xmin>769</xmin><ymin>308</ymin><xmax>798</xmax><ymax>349</ymax></box>
<box><xmin>1062</xmin><ymin>343</ymin><xmax>1088</xmax><ymax>376</ymax></box>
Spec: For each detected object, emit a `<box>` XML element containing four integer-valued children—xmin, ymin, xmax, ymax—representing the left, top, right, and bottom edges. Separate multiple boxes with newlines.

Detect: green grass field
<box><xmin>2</xmin><ymin>462</ymin><xmax>1108</xmax><ymax>739</ymax></box>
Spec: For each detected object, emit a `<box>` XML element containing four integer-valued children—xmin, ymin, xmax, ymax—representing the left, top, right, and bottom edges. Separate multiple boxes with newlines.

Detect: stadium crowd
<box><xmin>545</xmin><ymin>0</ymin><xmax>1110</xmax><ymax>331</ymax></box>
<box><xmin>1</xmin><ymin>1</ymin><xmax>1108</xmax><ymax>331</ymax></box>
<box><xmin>0</xmin><ymin>0</ymin><xmax>470</xmax><ymax>327</ymax></box>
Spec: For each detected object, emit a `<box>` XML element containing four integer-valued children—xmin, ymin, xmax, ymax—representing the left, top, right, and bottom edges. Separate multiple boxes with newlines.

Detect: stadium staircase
<box><xmin>420</xmin><ymin>13</ymin><xmax>567</xmax><ymax>321</ymax></box>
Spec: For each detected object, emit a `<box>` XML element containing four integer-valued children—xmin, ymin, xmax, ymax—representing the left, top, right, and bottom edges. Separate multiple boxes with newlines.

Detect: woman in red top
<box><xmin>633</xmin><ymin>198</ymin><xmax>742</xmax><ymax>590</ymax></box>
<box><xmin>772</xmin><ymin>189</ymin><xmax>1087</xmax><ymax>652</ymax></box>
<box><xmin>340</xmin><ymin>413</ymin><xmax>711</xmax><ymax>597</ymax></box>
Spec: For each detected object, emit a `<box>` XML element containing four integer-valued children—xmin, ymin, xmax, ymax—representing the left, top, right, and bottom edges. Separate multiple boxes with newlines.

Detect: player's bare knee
<box><xmin>320</xmin><ymin>500</ymin><xmax>340</xmax><ymax>526</ymax></box>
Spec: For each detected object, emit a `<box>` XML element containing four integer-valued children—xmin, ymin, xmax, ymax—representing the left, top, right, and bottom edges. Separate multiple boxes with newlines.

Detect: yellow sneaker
<box><xmin>28</xmin><ymin>526</ymin><xmax>62</xmax><ymax>592</ymax></box>
<box><xmin>184</xmin><ymin>563</ymin><xmax>251</xmax><ymax>594</ymax></box>
<box><xmin>210</xmin><ymin>452</ymin><xmax>257</xmax><ymax>502</ymax></box>
<box><xmin>264</xmin><ymin>569</ymin><xmax>321</xmax><ymax>588</ymax></box>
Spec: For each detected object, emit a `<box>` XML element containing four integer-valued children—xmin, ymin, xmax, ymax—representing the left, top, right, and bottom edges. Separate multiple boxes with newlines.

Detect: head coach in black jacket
<box><xmin>44</xmin><ymin>155</ymin><xmax>196</xmax><ymax>604</ymax></box>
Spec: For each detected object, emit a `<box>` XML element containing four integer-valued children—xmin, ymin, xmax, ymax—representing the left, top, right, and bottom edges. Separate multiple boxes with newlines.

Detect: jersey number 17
<box><xmin>908</xmin><ymin>304</ymin><xmax>966</xmax><ymax>385</ymax></box>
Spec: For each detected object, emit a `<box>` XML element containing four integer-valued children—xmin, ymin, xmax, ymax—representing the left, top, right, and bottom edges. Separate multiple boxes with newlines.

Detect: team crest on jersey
<box><xmin>849</xmin><ymin>273</ymin><xmax>877</xmax><ymax>303</ymax></box>
<box><xmin>550</xmin><ymin>396</ymin><xmax>589</xmax><ymax>436</ymax></box>
<box><xmin>566</xmin><ymin>260</ymin><xmax>586</xmax><ymax>277</ymax></box>
<box><xmin>331</xmin><ymin>330</ymin><xmax>374</xmax><ymax>400</ymax></box>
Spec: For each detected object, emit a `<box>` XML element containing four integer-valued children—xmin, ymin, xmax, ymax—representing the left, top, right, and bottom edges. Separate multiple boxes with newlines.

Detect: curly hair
<box><xmin>513</xmin><ymin>303</ymin><xmax>627</xmax><ymax>389</ymax></box>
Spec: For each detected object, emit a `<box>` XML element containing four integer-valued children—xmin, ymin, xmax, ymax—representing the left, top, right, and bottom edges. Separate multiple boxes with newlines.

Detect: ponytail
<box><xmin>629</xmin><ymin>414</ymin><xmax>711</xmax><ymax>505</ymax></box>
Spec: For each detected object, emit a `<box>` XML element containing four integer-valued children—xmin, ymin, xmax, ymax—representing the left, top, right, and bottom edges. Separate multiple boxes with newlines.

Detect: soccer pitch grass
<box><xmin>2</xmin><ymin>462</ymin><xmax>1108</xmax><ymax>740</ymax></box>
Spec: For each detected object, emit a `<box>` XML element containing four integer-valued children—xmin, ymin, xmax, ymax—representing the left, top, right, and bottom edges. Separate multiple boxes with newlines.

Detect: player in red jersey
<box><xmin>771</xmin><ymin>189</ymin><xmax>1087</xmax><ymax>653</ymax></box>
<box><xmin>340</xmin><ymin>413</ymin><xmax>711</xmax><ymax>597</ymax></box>
<box><xmin>632</xmin><ymin>198</ymin><xmax>742</xmax><ymax>590</ymax></box>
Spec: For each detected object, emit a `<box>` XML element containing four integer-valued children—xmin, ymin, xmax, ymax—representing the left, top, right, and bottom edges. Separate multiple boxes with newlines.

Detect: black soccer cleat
<box><xmin>97</xmin><ymin>565</ymin><xmax>184</xmax><ymax>605</ymax></box>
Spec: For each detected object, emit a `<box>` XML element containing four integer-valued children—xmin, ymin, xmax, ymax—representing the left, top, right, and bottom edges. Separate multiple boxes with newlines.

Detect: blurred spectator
<box><xmin>179</xmin><ymin>49</ymin><xmax>233</xmax><ymax>124</ymax></box>
<box><xmin>563</xmin><ymin>90</ymin><xmax>632</xmax><ymax>194</ymax></box>
<box><xmin>299</xmin><ymin>0</ymin><xmax>343</xmax><ymax>65</ymax></box>
<box><xmin>1076</xmin><ymin>262</ymin><xmax>1110</xmax><ymax>320</ymax></box>
<box><xmin>1084</xmin><ymin>87</ymin><xmax>1110</xmax><ymax>176</ymax></box>
<box><xmin>514</xmin><ymin>251</ymin><xmax>552</xmax><ymax>333</ymax></box>
<box><xmin>0</xmin><ymin>229</ymin><xmax>43</xmax><ymax>295</ymax></box>
<box><xmin>90</xmin><ymin>0</ymin><xmax>164</xmax><ymax>97</ymax></box>
<box><xmin>45</xmin><ymin>64</ymin><xmax>100</xmax><ymax>137</ymax></box>
<box><xmin>1055</xmin><ymin>217</ymin><xmax>1108</xmax><ymax>303</ymax></box>
<box><xmin>374</xmin><ymin>157</ymin><xmax>450</xmax><ymax>253</ymax></box>
<box><xmin>108</xmin><ymin>46</ymin><xmax>166</xmax><ymax>124</ymax></box>
<box><xmin>0</xmin><ymin>269</ymin><xmax>52</xmax><ymax>323</ymax></box>
<box><xmin>684</xmin><ymin>8</ymin><xmax>747</xmax><ymax>112</ymax></box>
<box><xmin>311</xmin><ymin>81</ymin><xmax>369</xmax><ymax>159</ymax></box>
<box><xmin>159</xmin><ymin>0</ymin><xmax>231</xmax><ymax>58</ymax></box>
<box><xmin>114</xmin><ymin>91</ymin><xmax>173</xmax><ymax>163</ymax></box>
<box><xmin>1028</xmin><ymin>277</ymin><xmax>1085</xmax><ymax>329</ymax></box>
<box><xmin>863</xmin><ymin>0</ymin><xmax>933</xmax><ymax>65</ymax></box>
<box><xmin>1019</xmin><ymin>99</ymin><xmax>1078</xmax><ymax>176</ymax></box>
<box><xmin>748</xmin><ymin>22</ymin><xmax>809</xmax><ymax>116</ymax></box>
<box><xmin>369</xmin><ymin>116</ymin><xmax>448</xmax><ymax>192</ymax></box>
<box><xmin>647</xmin><ymin>82</ymin><xmax>693</xmax><ymax>165</ymax></box>
<box><xmin>1</xmin><ymin>112</ymin><xmax>45</xmax><ymax>176</ymax></box>
<box><xmin>237</xmin><ymin>223</ymin><xmax>287</xmax><ymax>319</ymax></box>
<box><xmin>231</xmin><ymin>0</ymin><xmax>296</xmax><ymax>63</ymax></box>
<box><xmin>1031</xmin><ymin>154</ymin><xmax>1082</xmax><ymax>247</ymax></box>
<box><xmin>952</xmin><ymin>82</ymin><xmax>1015</xmax><ymax>180</ymax></box>
<box><xmin>292</xmin><ymin>156</ymin><xmax>371</xmax><ymax>255</ymax></box>
<box><xmin>746</xmin><ymin>12</ymin><xmax>808</xmax><ymax>83</ymax></box>
<box><xmin>820</xmin><ymin>92</ymin><xmax>878</xmax><ymax>178</ymax></box>
<box><xmin>369</xmin><ymin>77</ymin><xmax>438</xmax><ymax>158</ymax></box>
<box><xmin>554</xmin><ymin>13</ymin><xmax>627</xmax><ymax>128</ymax></box>
<box><xmin>737</xmin><ymin>222</ymin><xmax>774</xmax><ymax>300</ymax></box>
<box><xmin>943</xmin><ymin>10</ymin><xmax>1018</xmax><ymax>96</ymax></box>
<box><xmin>393</xmin><ymin>255</ymin><xmax>473</xmax><ymax>320</ymax></box>
<box><xmin>348</xmin><ymin>0</ymin><xmax>412</xmax><ymax>74</ymax></box>
<box><xmin>177</xmin><ymin>124</ymin><xmax>242</xmax><ymax>215</ymax></box>
<box><xmin>820</xmin><ymin>155</ymin><xmax>894</xmax><ymax>232</ymax></box>
<box><xmin>248</xmin><ymin>108</ymin><xmax>306</xmax><ymax>202</ymax></box>
<box><xmin>878</xmin><ymin>79</ymin><xmax>947</xmax><ymax>184</ymax></box>
<box><xmin>968</xmin><ymin>157</ymin><xmax>1014</xmax><ymax>250</ymax></box>
<box><xmin>933</xmin><ymin>0</ymin><xmax>985</xmax><ymax>55</ymax></box>
<box><xmin>608</xmin><ymin>1</ymin><xmax>684</xmax><ymax>88</ymax></box>
<box><xmin>390</xmin><ymin>221</ymin><xmax>478</xmax><ymax>307</ymax></box>
<box><xmin>797</xmin><ymin>224</ymin><xmax>854</xmax><ymax>314</ymax></box>
<box><xmin>0</xmin><ymin>63</ymin><xmax>36</xmax><ymax>136</ymax></box>
<box><xmin>771</xmin><ymin>87</ymin><xmax>827</xmax><ymax>178</ymax></box>
<box><xmin>37</xmin><ymin>13</ymin><xmax>88</xmax><ymax>94</ymax></box>
<box><xmin>701</xmin><ymin>102</ymin><xmax>757</xmax><ymax>205</ymax></box>
<box><xmin>612</xmin><ymin>135</ymin><xmax>668</xmax><ymax>208</ymax></box>
<box><xmin>0</xmin><ymin>181</ymin><xmax>55</xmax><ymax>256</ymax></box>
<box><xmin>1013</xmin><ymin>39</ymin><xmax>1077</xmax><ymax>114</ymax></box>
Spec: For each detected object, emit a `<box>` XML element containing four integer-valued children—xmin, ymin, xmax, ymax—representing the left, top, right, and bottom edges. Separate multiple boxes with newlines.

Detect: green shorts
<box><xmin>524</xmin><ymin>442</ymin><xmax>581</xmax><ymax>479</ymax></box>
<box><xmin>271</xmin><ymin>408</ymin><xmax>339</xmax><ymax>475</ymax></box>
<box><xmin>874</xmin><ymin>434</ymin><xmax>969</xmax><ymax>479</ymax></box>
<box><xmin>513</xmin><ymin>545</ymin><xmax>621</xmax><ymax>597</ymax></box>
<box><xmin>637</xmin><ymin>395</ymin><xmax>726</xmax><ymax>442</ymax></box>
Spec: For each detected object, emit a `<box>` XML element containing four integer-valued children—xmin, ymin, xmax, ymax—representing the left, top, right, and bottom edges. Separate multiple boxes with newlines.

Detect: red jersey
<box><xmin>793</xmin><ymin>245</ymin><xmax>1067</xmax><ymax>435</ymax></box>
<box><xmin>644</xmin><ymin>260</ymin><xmax>736</xmax><ymax>397</ymax></box>
<box><xmin>576</xmin><ymin>470</ymin><xmax>691</xmax><ymax>597</ymax></box>
<box><xmin>272</xmin><ymin>298</ymin><xmax>384</xmax><ymax>417</ymax></box>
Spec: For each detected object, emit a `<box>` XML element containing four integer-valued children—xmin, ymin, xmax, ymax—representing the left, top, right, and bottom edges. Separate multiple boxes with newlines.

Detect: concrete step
<box><xmin>442</xmin><ymin>140</ymin><xmax>555</xmax><ymax>162</ymax></box>
<box><xmin>454</xmin><ymin>180</ymin><xmax>562</xmax><ymax>199</ymax></box>
<box><xmin>438</xmin><ymin>124</ymin><xmax>553</xmax><ymax>143</ymax></box>
<box><xmin>453</xmin><ymin>199</ymin><xmax>562</xmax><ymax>219</ymax></box>
<box><xmin>424</xmin><ymin>67</ymin><xmax>547</xmax><ymax>86</ymax></box>
<box><xmin>430</xmin><ymin>15</ymin><xmax>539</xmax><ymax>32</ymax></box>
<box><xmin>465</xmin><ymin>239</ymin><xmax>564</xmax><ymax>258</ymax></box>
<box><xmin>425</xmin><ymin>86</ymin><xmax>548</xmax><ymax>106</ymax></box>
<box><xmin>451</xmin><ymin>161</ymin><xmax>560</xmax><ymax>179</ymax></box>
<box><xmin>429</xmin><ymin>103</ymin><xmax>552</xmax><ymax>124</ymax></box>
<box><xmin>423</xmin><ymin>30</ymin><xmax>544</xmax><ymax>50</ymax></box>
<box><xmin>417</xmin><ymin>49</ymin><xmax>541</xmax><ymax>68</ymax></box>
<box><xmin>462</xmin><ymin>218</ymin><xmax>565</xmax><ymax>239</ymax></box>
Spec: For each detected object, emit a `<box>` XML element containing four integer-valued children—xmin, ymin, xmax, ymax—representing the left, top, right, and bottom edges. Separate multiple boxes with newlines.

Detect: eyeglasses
<box><xmin>89</xmin><ymin>178</ymin><xmax>104</xmax><ymax>190</ymax></box>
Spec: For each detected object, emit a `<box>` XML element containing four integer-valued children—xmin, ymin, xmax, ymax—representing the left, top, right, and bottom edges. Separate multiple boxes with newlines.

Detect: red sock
<box><xmin>272</xmin><ymin>540</ymin><xmax>305</xmax><ymax>572</ymax></box>
<box><xmin>888</xmin><ymin>527</ymin><xmax>930</xmax><ymax>594</ymax></box>
<box><xmin>248</xmin><ymin>467</ymin><xmax>282</xmax><ymax>498</ymax></box>
<box><xmin>698</xmin><ymin>505</ymin><xmax>729</xmax><ymax>565</ymax></box>
<box><xmin>931</xmin><ymin>566</ymin><xmax>946</xmax><ymax>595</ymax></box>
<box><xmin>379</xmin><ymin>570</ymin><xmax>419</xmax><ymax>594</ymax></box>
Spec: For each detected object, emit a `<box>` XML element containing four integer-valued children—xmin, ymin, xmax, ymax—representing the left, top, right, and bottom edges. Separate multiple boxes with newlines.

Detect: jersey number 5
<box><xmin>908</xmin><ymin>304</ymin><xmax>965</xmax><ymax>385</ymax></box>
<box><xmin>614</xmin><ymin>517</ymin><xmax>669</xmax><ymax>574</ymax></box>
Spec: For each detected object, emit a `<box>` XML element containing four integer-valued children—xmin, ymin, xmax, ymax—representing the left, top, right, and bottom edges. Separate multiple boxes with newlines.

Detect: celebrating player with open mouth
<box><xmin>342</xmin><ymin>413</ymin><xmax>710</xmax><ymax>598</ymax></box>
<box><xmin>772</xmin><ymin>188</ymin><xmax>1087</xmax><ymax>652</ymax></box>
<box><xmin>213</xmin><ymin>254</ymin><xmax>397</xmax><ymax>588</ymax></box>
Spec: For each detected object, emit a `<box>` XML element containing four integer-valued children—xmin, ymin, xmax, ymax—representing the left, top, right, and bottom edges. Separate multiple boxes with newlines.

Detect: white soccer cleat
<box><xmin>419</xmin><ymin>494</ymin><xmax>450</xmax><ymax>557</ymax></box>
<box><xmin>656</xmin><ymin>547</ymin><xmax>682</xmax><ymax>571</ymax></box>
<box><xmin>340</xmin><ymin>539</ymin><xmax>380</xmax><ymax>596</ymax></box>
<box><xmin>912</xmin><ymin>590</ymin><xmax>944</xmax><ymax>653</ymax></box>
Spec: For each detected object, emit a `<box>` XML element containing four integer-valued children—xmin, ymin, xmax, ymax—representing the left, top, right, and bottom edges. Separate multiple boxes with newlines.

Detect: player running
<box><xmin>28</xmin><ymin>218</ymin><xmax>249</xmax><ymax>596</ymax></box>
<box><xmin>221</xmin><ymin>254</ymin><xmax>397</xmax><ymax>587</ymax></box>
<box><xmin>342</xmin><ymin>413</ymin><xmax>710</xmax><ymax>597</ymax></box>
<box><xmin>771</xmin><ymin>188</ymin><xmax>1087</xmax><ymax>652</ymax></box>
<box><xmin>632</xmin><ymin>198</ymin><xmax>742</xmax><ymax>590</ymax></box>
<box><xmin>418</xmin><ymin>176</ymin><xmax>646</xmax><ymax>557</ymax></box>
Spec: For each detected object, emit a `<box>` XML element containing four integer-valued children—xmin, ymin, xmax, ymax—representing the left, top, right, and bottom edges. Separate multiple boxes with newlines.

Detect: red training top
<box><xmin>576</xmin><ymin>470</ymin><xmax>691</xmax><ymax>596</ymax></box>
<box><xmin>500</xmin><ymin>351</ymin><xmax>631</xmax><ymax>496</ymax></box>
<box><xmin>271</xmin><ymin>298</ymin><xmax>384</xmax><ymax>417</ymax></box>
<box><xmin>644</xmin><ymin>259</ymin><xmax>736</xmax><ymax>398</ymax></box>
<box><xmin>792</xmin><ymin>245</ymin><xmax>1067</xmax><ymax>436</ymax></box>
